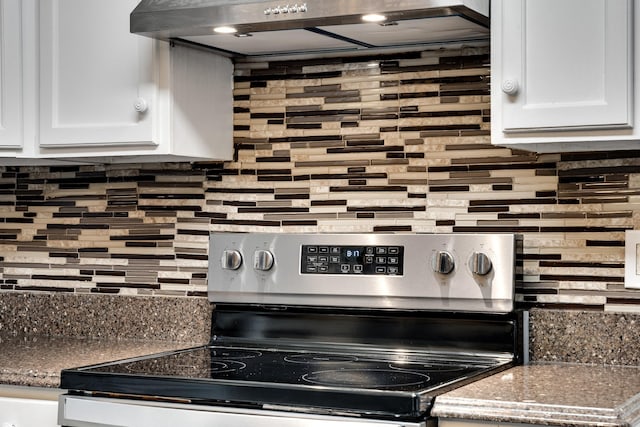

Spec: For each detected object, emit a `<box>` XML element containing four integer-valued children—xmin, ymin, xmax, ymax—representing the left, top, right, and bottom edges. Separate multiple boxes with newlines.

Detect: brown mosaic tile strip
<box><xmin>541</xmin><ymin>274</ymin><xmax>623</xmax><ymax>283</ymax></box>
<box><xmin>429</xmin><ymin>185</ymin><xmax>470</xmax><ymax>192</ymax></box>
<box><xmin>469</xmin><ymin>198</ymin><xmax>557</xmax><ymax>206</ymax></box>
<box><xmin>453</xmin><ymin>226</ymin><xmax>540</xmax><ymax>233</ymax></box>
<box><xmin>493</xmin><ymin>185</ymin><xmax>512</xmax><ymax>191</ymax></box>
<box><xmin>311</xmin><ymin>200</ymin><xmax>347</xmax><ymax>206</ymax></box>
<box><xmin>234</xmin><ymin>70</ymin><xmax>343</xmax><ymax>83</ymax></box>
<box><xmin>559</xmin><ymin>150</ymin><xmax>640</xmax><ymax>162</ymax></box>
<box><xmin>14</xmin><ymin>285</ymin><xmax>75</xmax><ymax>293</ymax></box>
<box><xmin>237</xmin><ymin>207</ymin><xmax>309</xmax><ymax>214</ymax></box>
<box><xmin>329</xmin><ymin>185</ymin><xmax>407</xmax><ymax>192</ymax></box>
<box><xmin>371</xmin><ymin>159</ymin><xmax>409</xmax><ymax>166</ymax></box>
<box><xmin>586</xmin><ymin>240</ymin><xmax>625</xmax><ymax>247</ymax></box>
<box><xmin>373</xmin><ymin>225</ymin><xmax>412</xmax><ymax>232</ymax></box>
<box><xmin>211</xmin><ymin>219</ymin><xmax>281</xmax><ymax>227</ymax></box>
<box><xmin>346</xmin><ymin>203</ymin><xmax>425</xmax><ymax>212</ymax></box>
<box><xmin>327</xmin><ymin>145</ymin><xmax>404</xmax><ymax>154</ymax></box>
<box><xmin>294</xmin><ymin>160</ymin><xmax>370</xmax><ymax>167</ymax></box>
<box><xmin>540</xmin><ymin>226</ymin><xmax>630</xmax><ymax>233</ymax></box>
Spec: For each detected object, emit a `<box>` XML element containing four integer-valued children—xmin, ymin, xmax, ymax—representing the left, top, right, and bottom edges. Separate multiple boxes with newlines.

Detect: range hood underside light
<box><xmin>361</xmin><ymin>13</ymin><xmax>388</xmax><ymax>23</ymax></box>
<box><xmin>213</xmin><ymin>26</ymin><xmax>238</xmax><ymax>34</ymax></box>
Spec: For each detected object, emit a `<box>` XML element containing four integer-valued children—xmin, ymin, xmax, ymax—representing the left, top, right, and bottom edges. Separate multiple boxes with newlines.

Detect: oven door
<box><xmin>58</xmin><ymin>395</ymin><xmax>426</xmax><ymax>427</ymax></box>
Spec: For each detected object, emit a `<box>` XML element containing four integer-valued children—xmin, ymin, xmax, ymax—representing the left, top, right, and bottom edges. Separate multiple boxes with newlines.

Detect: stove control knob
<box><xmin>471</xmin><ymin>252</ymin><xmax>493</xmax><ymax>276</ymax></box>
<box><xmin>432</xmin><ymin>251</ymin><xmax>454</xmax><ymax>274</ymax></box>
<box><xmin>221</xmin><ymin>250</ymin><xmax>242</xmax><ymax>270</ymax></box>
<box><xmin>254</xmin><ymin>250</ymin><xmax>274</xmax><ymax>271</ymax></box>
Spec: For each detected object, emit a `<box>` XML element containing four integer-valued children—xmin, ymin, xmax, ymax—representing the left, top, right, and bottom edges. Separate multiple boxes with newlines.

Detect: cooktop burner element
<box><xmin>284</xmin><ymin>353</ymin><xmax>358</xmax><ymax>364</ymax></box>
<box><xmin>389</xmin><ymin>362</ymin><xmax>468</xmax><ymax>373</ymax></box>
<box><xmin>60</xmin><ymin>232</ymin><xmax>523</xmax><ymax>426</ymax></box>
<box><xmin>210</xmin><ymin>349</ymin><xmax>261</xmax><ymax>359</ymax></box>
<box><xmin>209</xmin><ymin>360</ymin><xmax>246</xmax><ymax>374</ymax></box>
<box><xmin>302</xmin><ymin>369</ymin><xmax>431</xmax><ymax>389</ymax></box>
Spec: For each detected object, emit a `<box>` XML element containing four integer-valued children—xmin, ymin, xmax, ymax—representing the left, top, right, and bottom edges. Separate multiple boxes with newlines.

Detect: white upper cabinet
<box><xmin>492</xmin><ymin>0</ymin><xmax>640</xmax><ymax>152</ymax></box>
<box><xmin>37</xmin><ymin>0</ymin><xmax>234</xmax><ymax>162</ymax></box>
<box><xmin>38</xmin><ymin>0</ymin><xmax>157</xmax><ymax>149</ymax></box>
<box><xmin>0</xmin><ymin>0</ymin><xmax>233</xmax><ymax>163</ymax></box>
<box><xmin>0</xmin><ymin>0</ymin><xmax>24</xmax><ymax>149</ymax></box>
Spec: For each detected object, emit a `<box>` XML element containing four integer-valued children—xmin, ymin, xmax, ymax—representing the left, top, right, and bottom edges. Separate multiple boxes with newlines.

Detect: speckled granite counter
<box><xmin>0</xmin><ymin>292</ymin><xmax>212</xmax><ymax>342</ymax></box>
<box><xmin>432</xmin><ymin>364</ymin><xmax>640</xmax><ymax>427</ymax></box>
<box><xmin>529</xmin><ymin>309</ymin><xmax>640</xmax><ymax>366</ymax></box>
<box><xmin>0</xmin><ymin>336</ymin><xmax>196</xmax><ymax>387</ymax></box>
<box><xmin>0</xmin><ymin>292</ymin><xmax>213</xmax><ymax>388</ymax></box>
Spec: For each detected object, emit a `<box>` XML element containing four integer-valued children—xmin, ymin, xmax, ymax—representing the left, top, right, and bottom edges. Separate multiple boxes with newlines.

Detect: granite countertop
<box><xmin>0</xmin><ymin>292</ymin><xmax>213</xmax><ymax>389</ymax></box>
<box><xmin>432</xmin><ymin>364</ymin><xmax>640</xmax><ymax>427</ymax></box>
<box><xmin>0</xmin><ymin>335</ymin><xmax>198</xmax><ymax>388</ymax></box>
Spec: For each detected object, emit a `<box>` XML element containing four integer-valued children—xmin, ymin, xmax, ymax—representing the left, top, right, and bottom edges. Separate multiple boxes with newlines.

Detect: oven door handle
<box><xmin>59</xmin><ymin>395</ymin><xmax>424</xmax><ymax>427</ymax></box>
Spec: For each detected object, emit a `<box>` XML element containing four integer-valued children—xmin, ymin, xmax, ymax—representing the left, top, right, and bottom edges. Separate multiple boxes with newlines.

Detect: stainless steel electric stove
<box><xmin>59</xmin><ymin>232</ymin><xmax>524</xmax><ymax>427</ymax></box>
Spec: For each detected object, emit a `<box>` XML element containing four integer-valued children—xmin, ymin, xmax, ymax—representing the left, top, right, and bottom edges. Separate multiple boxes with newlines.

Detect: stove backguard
<box><xmin>208</xmin><ymin>233</ymin><xmax>521</xmax><ymax>313</ymax></box>
<box><xmin>211</xmin><ymin>304</ymin><xmax>525</xmax><ymax>364</ymax></box>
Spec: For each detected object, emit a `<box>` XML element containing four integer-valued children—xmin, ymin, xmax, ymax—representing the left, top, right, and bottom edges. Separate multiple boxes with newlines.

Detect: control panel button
<box><xmin>353</xmin><ymin>264</ymin><xmax>363</xmax><ymax>273</ymax></box>
<box><xmin>319</xmin><ymin>246</ymin><xmax>329</xmax><ymax>253</ymax></box>
<box><xmin>376</xmin><ymin>256</ymin><xmax>386</xmax><ymax>264</ymax></box>
<box><xmin>376</xmin><ymin>247</ymin><xmax>387</xmax><ymax>255</ymax></box>
<box><xmin>340</xmin><ymin>264</ymin><xmax>351</xmax><ymax>273</ymax></box>
<box><xmin>388</xmin><ymin>247</ymin><xmax>399</xmax><ymax>255</ymax></box>
<box><xmin>307</xmin><ymin>246</ymin><xmax>318</xmax><ymax>253</ymax></box>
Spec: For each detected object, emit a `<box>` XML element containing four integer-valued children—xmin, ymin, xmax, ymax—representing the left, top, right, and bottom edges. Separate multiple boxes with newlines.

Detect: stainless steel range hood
<box><xmin>130</xmin><ymin>0</ymin><xmax>489</xmax><ymax>59</ymax></box>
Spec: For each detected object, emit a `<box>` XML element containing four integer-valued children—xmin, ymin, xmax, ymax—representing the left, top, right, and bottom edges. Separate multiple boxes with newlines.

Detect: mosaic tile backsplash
<box><xmin>0</xmin><ymin>46</ymin><xmax>639</xmax><ymax>312</ymax></box>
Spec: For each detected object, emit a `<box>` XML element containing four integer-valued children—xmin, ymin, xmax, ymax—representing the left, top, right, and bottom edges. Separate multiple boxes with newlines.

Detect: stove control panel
<box><xmin>208</xmin><ymin>233</ymin><xmax>520</xmax><ymax>313</ymax></box>
<box><xmin>301</xmin><ymin>245</ymin><xmax>404</xmax><ymax>275</ymax></box>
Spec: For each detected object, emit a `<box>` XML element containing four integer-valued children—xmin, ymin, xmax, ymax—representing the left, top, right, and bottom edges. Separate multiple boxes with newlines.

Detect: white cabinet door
<box><xmin>496</xmin><ymin>0</ymin><xmax>633</xmax><ymax>132</ymax></box>
<box><xmin>0</xmin><ymin>396</ymin><xmax>59</xmax><ymax>427</ymax></box>
<box><xmin>0</xmin><ymin>0</ymin><xmax>24</xmax><ymax>149</ymax></box>
<box><xmin>38</xmin><ymin>0</ymin><xmax>157</xmax><ymax>148</ymax></box>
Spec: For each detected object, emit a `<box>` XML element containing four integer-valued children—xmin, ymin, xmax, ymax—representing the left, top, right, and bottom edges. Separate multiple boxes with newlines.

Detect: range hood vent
<box><xmin>131</xmin><ymin>0</ymin><xmax>489</xmax><ymax>60</ymax></box>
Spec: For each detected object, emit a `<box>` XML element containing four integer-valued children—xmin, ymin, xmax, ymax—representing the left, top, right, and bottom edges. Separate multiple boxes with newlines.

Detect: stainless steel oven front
<box><xmin>59</xmin><ymin>232</ymin><xmax>523</xmax><ymax>427</ymax></box>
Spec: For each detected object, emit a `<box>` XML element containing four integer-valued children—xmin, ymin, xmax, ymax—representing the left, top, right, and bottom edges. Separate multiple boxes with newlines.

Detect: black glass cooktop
<box><xmin>61</xmin><ymin>344</ymin><xmax>506</xmax><ymax>420</ymax></box>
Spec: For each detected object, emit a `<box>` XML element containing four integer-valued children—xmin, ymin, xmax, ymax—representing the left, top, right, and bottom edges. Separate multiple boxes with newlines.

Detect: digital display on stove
<box><xmin>300</xmin><ymin>245</ymin><xmax>404</xmax><ymax>275</ymax></box>
<box><xmin>344</xmin><ymin>248</ymin><xmax>362</xmax><ymax>259</ymax></box>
